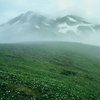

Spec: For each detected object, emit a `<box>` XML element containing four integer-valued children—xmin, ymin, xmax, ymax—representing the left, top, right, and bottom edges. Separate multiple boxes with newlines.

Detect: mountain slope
<box><xmin>0</xmin><ymin>42</ymin><xmax>100</xmax><ymax>100</ymax></box>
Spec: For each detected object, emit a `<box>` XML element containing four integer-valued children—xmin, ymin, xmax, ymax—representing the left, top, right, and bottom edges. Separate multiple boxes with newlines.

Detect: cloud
<box><xmin>0</xmin><ymin>0</ymin><xmax>100</xmax><ymax>24</ymax></box>
<box><xmin>52</xmin><ymin>0</ymin><xmax>100</xmax><ymax>23</ymax></box>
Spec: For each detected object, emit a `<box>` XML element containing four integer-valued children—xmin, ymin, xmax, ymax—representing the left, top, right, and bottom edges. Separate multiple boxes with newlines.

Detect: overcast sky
<box><xmin>0</xmin><ymin>0</ymin><xmax>100</xmax><ymax>24</ymax></box>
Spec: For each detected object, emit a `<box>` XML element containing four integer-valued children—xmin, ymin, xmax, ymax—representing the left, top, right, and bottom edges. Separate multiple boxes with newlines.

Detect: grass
<box><xmin>0</xmin><ymin>41</ymin><xmax>100</xmax><ymax>100</ymax></box>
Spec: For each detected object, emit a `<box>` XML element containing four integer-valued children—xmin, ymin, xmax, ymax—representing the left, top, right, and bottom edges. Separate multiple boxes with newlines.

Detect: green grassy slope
<box><xmin>0</xmin><ymin>42</ymin><xmax>100</xmax><ymax>100</ymax></box>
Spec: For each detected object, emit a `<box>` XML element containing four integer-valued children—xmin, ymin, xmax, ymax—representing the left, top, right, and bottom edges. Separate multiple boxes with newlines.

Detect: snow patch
<box><xmin>58</xmin><ymin>28</ymin><xmax>68</xmax><ymax>34</ymax></box>
<box><xmin>81</xmin><ymin>22</ymin><xmax>96</xmax><ymax>34</ymax></box>
<box><xmin>58</xmin><ymin>23</ymin><xmax>80</xmax><ymax>35</ymax></box>
<box><xmin>58</xmin><ymin>23</ymin><xmax>67</xmax><ymax>28</ymax></box>
<box><xmin>35</xmin><ymin>25</ymin><xmax>40</xmax><ymax>29</ymax></box>
<box><xmin>89</xmin><ymin>26</ymin><xmax>96</xmax><ymax>34</ymax></box>
<box><xmin>13</xmin><ymin>20</ymin><xmax>20</xmax><ymax>25</ymax></box>
<box><xmin>68</xmin><ymin>17</ymin><xmax>77</xmax><ymax>22</ymax></box>
<box><xmin>42</xmin><ymin>22</ymin><xmax>50</xmax><ymax>26</ymax></box>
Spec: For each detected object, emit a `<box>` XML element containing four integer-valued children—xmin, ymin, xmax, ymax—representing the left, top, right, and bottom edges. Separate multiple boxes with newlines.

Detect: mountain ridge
<box><xmin>0</xmin><ymin>11</ymin><xmax>100</xmax><ymax>44</ymax></box>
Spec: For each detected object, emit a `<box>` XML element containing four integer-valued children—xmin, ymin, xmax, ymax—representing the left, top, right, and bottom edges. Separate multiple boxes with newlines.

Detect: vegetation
<box><xmin>0</xmin><ymin>41</ymin><xmax>100</xmax><ymax>100</ymax></box>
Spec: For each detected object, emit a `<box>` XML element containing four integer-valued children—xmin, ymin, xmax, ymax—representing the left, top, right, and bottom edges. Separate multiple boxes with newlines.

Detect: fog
<box><xmin>0</xmin><ymin>11</ymin><xmax>100</xmax><ymax>46</ymax></box>
<box><xmin>80</xmin><ymin>33</ymin><xmax>100</xmax><ymax>46</ymax></box>
<box><xmin>0</xmin><ymin>0</ymin><xmax>100</xmax><ymax>46</ymax></box>
<box><xmin>0</xmin><ymin>28</ymin><xmax>100</xmax><ymax>47</ymax></box>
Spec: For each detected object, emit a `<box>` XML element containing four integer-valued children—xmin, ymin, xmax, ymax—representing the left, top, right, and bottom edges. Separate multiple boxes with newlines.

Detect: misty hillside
<box><xmin>0</xmin><ymin>11</ymin><xmax>100</xmax><ymax>45</ymax></box>
<box><xmin>0</xmin><ymin>42</ymin><xmax>100</xmax><ymax>100</ymax></box>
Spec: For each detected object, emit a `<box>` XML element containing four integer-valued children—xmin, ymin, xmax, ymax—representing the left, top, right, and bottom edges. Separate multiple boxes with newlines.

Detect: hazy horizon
<box><xmin>0</xmin><ymin>0</ymin><xmax>100</xmax><ymax>24</ymax></box>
